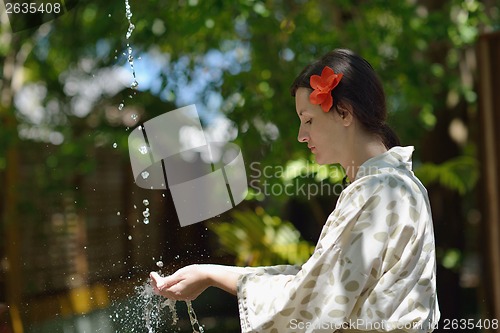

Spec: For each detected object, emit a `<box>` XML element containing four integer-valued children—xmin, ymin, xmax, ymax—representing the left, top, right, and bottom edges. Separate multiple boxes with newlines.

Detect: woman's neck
<box><xmin>345</xmin><ymin>139</ymin><xmax>388</xmax><ymax>181</ymax></box>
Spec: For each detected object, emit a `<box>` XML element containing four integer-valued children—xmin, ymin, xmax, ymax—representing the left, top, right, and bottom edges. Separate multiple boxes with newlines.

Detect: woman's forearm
<box><xmin>203</xmin><ymin>264</ymin><xmax>242</xmax><ymax>296</ymax></box>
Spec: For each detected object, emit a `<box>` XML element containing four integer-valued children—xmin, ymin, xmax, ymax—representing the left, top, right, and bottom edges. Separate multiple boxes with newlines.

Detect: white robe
<box><xmin>235</xmin><ymin>146</ymin><xmax>440</xmax><ymax>333</ymax></box>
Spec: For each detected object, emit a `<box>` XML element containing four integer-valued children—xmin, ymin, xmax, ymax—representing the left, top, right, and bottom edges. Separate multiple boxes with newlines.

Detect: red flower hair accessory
<box><xmin>309</xmin><ymin>66</ymin><xmax>343</xmax><ymax>112</ymax></box>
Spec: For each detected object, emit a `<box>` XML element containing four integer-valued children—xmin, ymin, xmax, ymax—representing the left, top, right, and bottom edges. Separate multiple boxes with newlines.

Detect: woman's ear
<box><xmin>336</xmin><ymin>102</ymin><xmax>354</xmax><ymax>126</ymax></box>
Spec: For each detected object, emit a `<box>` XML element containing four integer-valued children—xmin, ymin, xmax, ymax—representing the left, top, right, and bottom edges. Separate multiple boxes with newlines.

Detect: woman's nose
<box><xmin>297</xmin><ymin>126</ymin><xmax>309</xmax><ymax>143</ymax></box>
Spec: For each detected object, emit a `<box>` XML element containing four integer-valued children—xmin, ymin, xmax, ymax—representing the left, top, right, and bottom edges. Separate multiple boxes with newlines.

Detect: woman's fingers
<box><xmin>149</xmin><ymin>271</ymin><xmax>184</xmax><ymax>298</ymax></box>
<box><xmin>149</xmin><ymin>271</ymin><xmax>161</xmax><ymax>284</ymax></box>
<box><xmin>149</xmin><ymin>272</ymin><xmax>162</xmax><ymax>295</ymax></box>
<box><xmin>150</xmin><ymin>271</ymin><xmax>180</xmax><ymax>288</ymax></box>
<box><xmin>149</xmin><ymin>265</ymin><xmax>209</xmax><ymax>301</ymax></box>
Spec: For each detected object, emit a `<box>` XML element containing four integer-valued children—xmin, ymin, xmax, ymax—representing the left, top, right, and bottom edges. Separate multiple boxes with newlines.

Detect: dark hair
<box><xmin>290</xmin><ymin>49</ymin><xmax>400</xmax><ymax>149</ymax></box>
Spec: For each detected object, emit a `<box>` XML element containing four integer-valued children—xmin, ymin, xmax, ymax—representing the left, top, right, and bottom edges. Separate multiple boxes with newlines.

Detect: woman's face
<box><xmin>295</xmin><ymin>87</ymin><xmax>348</xmax><ymax>165</ymax></box>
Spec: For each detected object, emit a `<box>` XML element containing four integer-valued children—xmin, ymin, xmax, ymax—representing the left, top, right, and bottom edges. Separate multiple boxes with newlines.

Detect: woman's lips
<box><xmin>309</xmin><ymin>146</ymin><xmax>316</xmax><ymax>153</ymax></box>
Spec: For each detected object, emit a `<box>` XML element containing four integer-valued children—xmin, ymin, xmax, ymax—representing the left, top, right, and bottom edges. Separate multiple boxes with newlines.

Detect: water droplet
<box><xmin>126</xmin><ymin>23</ymin><xmax>135</xmax><ymax>39</ymax></box>
<box><xmin>156</xmin><ymin>261</ymin><xmax>163</xmax><ymax>268</ymax></box>
<box><xmin>128</xmin><ymin>235</ymin><xmax>132</xmax><ymax>240</ymax></box>
<box><xmin>118</xmin><ymin>103</ymin><xmax>124</xmax><ymax>110</ymax></box>
<box><xmin>141</xmin><ymin>171</ymin><xmax>149</xmax><ymax>179</ymax></box>
<box><xmin>143</xmin><ymin>218</ymin><xmax>149</xmax><ymax>224</ymax></box>
<box><xmin>143</xmin><ymin>210</ymin><xmax>150</xmax><ymax>218</ymax></box>
<box><xmin>133</xmin><ymin>204</ymin><xmax>137</xmax><ymax>209</ymax></box>
<box><xmin>143</xmin><ymin>199</ymin><xmax>149</xmax><ymax>206</ymax></box>
<box><xmin>117</xmin><ymin>211</ymin><xmax>121</xmax><ymax>216</ymax></box>
<box><xmin>138</xmin><ymin>145</ymin><xmax>148</xmax><ymax>154</ymax></box>
<box><xmin>131</xmin><ymin>114</ymin><xmax>138</xmax><ymax>121</ymax></box>
<box><xmin>113</xmin><ymin>142</ymin><xmax>118</xmax><ymax>148</ymax></box>
<box><xmin>108</xmin><ymin>13</ymin><xmax>111</xmax><ymax>17</ymax></box>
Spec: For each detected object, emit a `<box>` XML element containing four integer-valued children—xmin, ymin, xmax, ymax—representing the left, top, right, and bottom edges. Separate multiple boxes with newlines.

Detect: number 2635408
<box><xmin>438</xmin><ymin>318</ymin><xmax>498</xmax><ymax>330</ymax></box>
<box><xmin>6</xmin><ymin>2</ymin><xmax>61</xmax><ymax>14</ymax></box>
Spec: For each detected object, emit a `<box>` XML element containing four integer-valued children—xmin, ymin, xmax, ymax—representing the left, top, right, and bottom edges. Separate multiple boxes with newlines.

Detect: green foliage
<box><xmin>208</xmin><ymin>208</ymin><xmax>314</xmax><ymax>266</ymax></box>
<box><xmin>1</xmin><ymin>0</ymin><xmax>498</xmax><ymax>266</ymax></box>
<box><xmin>440</xmin><ymin>247</ymin><xmax>462</xmax><ymax>271</ymax></box>
<box><xmin>415</xmin><ymin>155</ymin><xmax>479</xmax><ymax>195</ymax></box>
<box><xmin>2</xmin><ymin>0</ymin><xmax>497</xmax><ymax>166</ymax></box>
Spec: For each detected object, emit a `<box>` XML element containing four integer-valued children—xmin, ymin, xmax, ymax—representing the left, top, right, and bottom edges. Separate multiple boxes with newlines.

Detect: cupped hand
<box><xmin>150</xmin><ymin>264</ymin><xmax>211</xmax><ymax>301</ymax></box>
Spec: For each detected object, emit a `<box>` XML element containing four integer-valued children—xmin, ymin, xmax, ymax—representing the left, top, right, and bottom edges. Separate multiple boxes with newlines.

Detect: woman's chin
<box><xmin>314</xmin><ymin>155</ymin><xmax>336</xmax><ymax>166</ymax></box>
<box><xmin>314</xmin><ymin>155</ymin><xmax>328</xmax><ymax>165</ymax></box>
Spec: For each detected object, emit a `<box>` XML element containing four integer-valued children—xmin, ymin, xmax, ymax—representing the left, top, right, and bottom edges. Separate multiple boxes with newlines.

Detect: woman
<box><xmin>150</xmin><ymin>49</ymin><xmax>440</xmax><ymax>332</ymax></box>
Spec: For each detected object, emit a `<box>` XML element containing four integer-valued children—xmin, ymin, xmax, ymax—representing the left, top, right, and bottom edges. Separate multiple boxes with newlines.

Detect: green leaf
<box><xmin>208</xmin><ymin>208</ymin><xmax>314</xmax><ymax>266</ymax></box>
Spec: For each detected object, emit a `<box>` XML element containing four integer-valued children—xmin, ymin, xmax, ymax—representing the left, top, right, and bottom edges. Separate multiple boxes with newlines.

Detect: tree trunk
<box><xmin>0</xmin><ymin>27</ymin><xmax>25</xmax><ymax>333</ymax></box>
<box><xmin>476</xmin><ymin>31</ymin><xmax>500</xmax><ymax>329</ymax></box>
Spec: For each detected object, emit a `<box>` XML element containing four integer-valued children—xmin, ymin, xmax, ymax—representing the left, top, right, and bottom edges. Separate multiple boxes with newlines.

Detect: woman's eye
<box><xmin>305</xmin><ymin>119</ymin><xmax>312</xmax><ymax>124</ymax></box>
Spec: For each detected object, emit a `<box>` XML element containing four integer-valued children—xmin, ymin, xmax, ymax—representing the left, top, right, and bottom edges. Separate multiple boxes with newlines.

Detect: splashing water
<box><xmin>127</xmin><ymin>44</ymin><xmax>139</xmax><ymax>90</ymax></box>
<box><xmin>125</xmin><ymin>0</ymin><xmax>135</xmax><ymax>39</ymax></box>
<box><xmin>112</xmin><ymin>1</ymin><xmax>205</xmax><ymax>332</ymax></box>
<box><xmin>124</xmin><ymin>0</ymin><xmax>139</xmax><ymax>90</ymax></box>
<box><xmin>186</xmin><ymin>300</ymin><xmax>205</xmax><ymax>333</ymax></box>
<box><xmin>136</xmin><ymin>281</ymin><xmax>178</xmax><ymax>333</ymax></box>
<box><xmin>142</xmin><ymin>199</ymin><xmax>150</xmax><ymax>224</ymax></box>
<box><xmin>116</xmin><ymin>0</ymin><xmax>139</xmax><ymax>118</ymax></box>
<box><xmin>121</xmin><ymin>277</ymin><xmax>205</xmax><ymax>333</ymax></box>
<box><xmin>110</xmin><ymin>280</ymin><xmax>177</xmax><ymax>333</ymax></box>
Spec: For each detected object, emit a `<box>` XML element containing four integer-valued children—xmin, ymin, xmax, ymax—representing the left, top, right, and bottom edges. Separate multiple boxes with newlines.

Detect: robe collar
<box><xmin>354</xmin><ymin>146</ymin><xmax>414</xmax><ymax>181</ymax></box>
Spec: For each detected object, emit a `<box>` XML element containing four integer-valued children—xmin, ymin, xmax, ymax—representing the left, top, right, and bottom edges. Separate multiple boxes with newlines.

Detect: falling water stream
<box><xmin>186</xmin><ymin>300</ymin><xmax>205</xmax><ymax>333</ymax></box>
<box><xmin>124</xmin><ymin>0</ymin><xmax>138</xmax><ymax>90</ymax></box>
<box><xmin>117</xmin><ymin>1</ymin><xmax>205</xmax><ymax>332</ymax></box>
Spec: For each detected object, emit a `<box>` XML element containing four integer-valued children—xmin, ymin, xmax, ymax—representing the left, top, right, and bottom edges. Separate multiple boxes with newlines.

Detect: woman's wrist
<box><xmin>201</xmin><ymin>264</ymin><xmax>240</xmax><ymax>295</ymax></box>
<box><xmin>199</xmin><ymin>264</ymin><xmax>217</xmax><ymax>288</ymax></box>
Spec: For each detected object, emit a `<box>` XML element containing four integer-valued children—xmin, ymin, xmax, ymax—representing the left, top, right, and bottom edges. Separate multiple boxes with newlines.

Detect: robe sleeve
<box><xmin>236</xmin><ymin>174</ymin><xmax>435</xmax><ymax>333</ymax></box>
